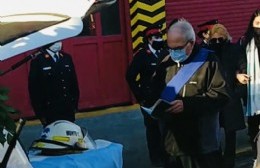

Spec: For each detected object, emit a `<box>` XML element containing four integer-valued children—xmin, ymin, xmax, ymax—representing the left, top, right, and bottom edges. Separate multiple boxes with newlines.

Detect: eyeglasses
<box><xmin>168</xmin><ymin>41</ymin><xmax>189</xmax><ymax>51</ymax></box>
<box><xmin>210</xmin><ymin>37</ymin><xmax>225</xmax><ymax>44</ymax></box>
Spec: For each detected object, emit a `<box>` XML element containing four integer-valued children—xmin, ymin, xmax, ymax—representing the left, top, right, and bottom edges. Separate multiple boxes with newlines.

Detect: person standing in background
<box><xmin>197</xmin><ymin>19</ymin><xmax>218</xmax><ymax>48</ymax></box>
<box><xmin>126</xmin><ymin>25</ymin><xmax>169</xmax><ymax>167</ymax></box>
<box><xmin>236</xmin><ymin>9</ymin><xmax>260</xmax><ymax>160</ymax></box>
<box><xmin>209</xmin><ymin>23</ymin><xmax>246</xmax><ymax>168</ymax></box>
<box><xmin>28</xmin><ymin>41</ymin><xmax>80</xmax><ymax>127</ymax></box>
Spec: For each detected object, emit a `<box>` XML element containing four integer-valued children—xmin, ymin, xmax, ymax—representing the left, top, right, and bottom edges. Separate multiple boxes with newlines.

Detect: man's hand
<box><xmin>166</xmin><ymin>100</ymin><xmax>184</xmax><ymax>114</ymax></box>
<box><xmin>236</xmin><ymin>73</ymin><xmax>250</xmax><ymax>84</ymax></box>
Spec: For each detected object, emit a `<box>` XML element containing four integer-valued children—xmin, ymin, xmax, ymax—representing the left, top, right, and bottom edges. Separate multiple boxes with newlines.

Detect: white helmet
<box><xmin>31</xmin><ymin>120</ymin><xmax>95</xmax><ymax>155</ymax></box>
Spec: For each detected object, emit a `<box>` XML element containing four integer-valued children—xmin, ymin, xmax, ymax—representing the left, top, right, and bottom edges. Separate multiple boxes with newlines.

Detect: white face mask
<box><xmin>49</xmin><ymin>42</ymin><xmax>62</xmax><ymax>52</ymax></box>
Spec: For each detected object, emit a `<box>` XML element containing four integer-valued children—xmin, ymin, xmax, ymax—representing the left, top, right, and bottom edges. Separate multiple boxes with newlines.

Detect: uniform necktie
<box><xmin>155</xmin><ymin>50</ymin><xmax>160</xmax><ymax>57</ymax></box>
<box><xmin>54</xmin><ymin>53</ymin><xmax>59</xmax><ymax>62</ymax></box>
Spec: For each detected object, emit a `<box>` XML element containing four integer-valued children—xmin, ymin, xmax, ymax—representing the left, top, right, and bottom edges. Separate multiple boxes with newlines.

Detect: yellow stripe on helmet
<box><xmin>52</xmin><ymin>136</ymin><xmax>70</xmax><ymax>142</ymax></box>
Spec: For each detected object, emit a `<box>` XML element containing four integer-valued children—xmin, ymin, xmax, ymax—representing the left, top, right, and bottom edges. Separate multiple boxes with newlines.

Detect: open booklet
<box><xmin>141</xmin><ymin>99</ymin><xmax>171</xmax><ymax>119</ymax></box>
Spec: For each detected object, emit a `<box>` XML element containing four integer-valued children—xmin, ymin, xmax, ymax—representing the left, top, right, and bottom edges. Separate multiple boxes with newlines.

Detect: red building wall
<box><xmin>165</xmin><ymin>0</ymin><xmax>260</xmax><ymax>43</ymax></box>
<box><xmin>0</xmin><ymin>53</ymin><xmax>32</xmax><ymax>118</ymax></box>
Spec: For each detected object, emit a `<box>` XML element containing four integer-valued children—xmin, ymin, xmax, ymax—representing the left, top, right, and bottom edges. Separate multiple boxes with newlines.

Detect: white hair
<box><xmin>168</xmin><ymin>18</ymin><xmax>196</xmax><ymax>42</ymax></box>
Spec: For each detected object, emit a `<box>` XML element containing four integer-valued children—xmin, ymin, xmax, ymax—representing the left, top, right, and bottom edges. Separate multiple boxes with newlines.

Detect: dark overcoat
<box><xmin>216</xmin><ymin>42</ymin><xmax>246</xmax><ymax>131</ymax></box>
<box><xmin>125</xmin><ymin>44</ymin><xmax>168</xmax><ymax>106</ymax></box>
<box><xmin>151</xmin><ymin>46</ymin><xmax>230</xmax><ymax>155</ymax></box>
<box><xmin>28</xmin><ymin>50</ymin><xmax>79</xmax><ymax>125</ymax></box>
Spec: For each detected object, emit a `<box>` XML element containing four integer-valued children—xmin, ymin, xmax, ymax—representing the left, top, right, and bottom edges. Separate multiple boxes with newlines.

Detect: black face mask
<box><xmin>209</xmin><ymin>43</ymin><xmax>222</xmax><ymax>55</ymax></box>
<box><xmin>209</xmin><ymin>39</ymin><xmax>227</xmax><ymax>56</ymax></box>
<box><xmin>254</xmin><ymin>27</ymin><xmax>260</xmax><ymax>36</ymax></box>
<box><xmin>152</xmin><ymin>40</ymin><xmax>165</xmax><ymax>50</ymax></box>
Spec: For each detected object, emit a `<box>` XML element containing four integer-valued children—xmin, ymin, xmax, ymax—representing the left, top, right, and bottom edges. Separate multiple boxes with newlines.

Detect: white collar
<box><xmin>148</xmin><ymin>44</ymin><xmax>157</xmax><ymax>55</ymax></box>
<box><xmin>46</xmin><ymin>49</ymin><xmax>59</xmax><ymax>60</ymax></box>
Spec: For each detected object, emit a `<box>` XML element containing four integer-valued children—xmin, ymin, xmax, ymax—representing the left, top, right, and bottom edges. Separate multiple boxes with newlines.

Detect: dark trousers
<box><xmin>164</xmin><ymin>150</ymin><xmax>222</xmax><ymax>168</ymax></box>
<box><xmin>222</xmin><ymin>130</ymin><xmax>236</xmax><ymax>168</ymax></box>
<box><xmin>141</xmin><ymin>108</ymin><xmax>164</xmax><ymax>165</ymax></box>
<box><xmin>248</xmin><ymin>114</ymin><xmax>260</xmax><ymax>158</ymax></box>
<box><xmin>44</xmin><ymin>103</ymin><xmax>75</xmax><ymax>126</ymax></box>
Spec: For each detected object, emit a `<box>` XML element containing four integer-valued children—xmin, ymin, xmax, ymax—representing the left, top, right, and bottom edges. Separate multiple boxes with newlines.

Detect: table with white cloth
<box><xmin>29</xmin><ymin>139</ymin><xmax>123</xmax><ymax>168</ymax></box>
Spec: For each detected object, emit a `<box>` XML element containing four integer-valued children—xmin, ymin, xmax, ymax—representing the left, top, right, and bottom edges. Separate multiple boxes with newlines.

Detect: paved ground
<box><xmin>236</xmin><ymin>151</ymin><xmax>254</xmax><ymax>168</ymax></box>
<box><xmin>19</xmin><ymin>105</ymin><xmax>255</xmax><ymax>168</ymax></box>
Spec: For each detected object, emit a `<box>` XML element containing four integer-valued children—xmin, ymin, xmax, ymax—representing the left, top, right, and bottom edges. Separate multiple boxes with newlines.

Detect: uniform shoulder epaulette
<box><xmin>59</xmin><ymin>52</ymin><xmax>65</xmax><ymax>58</ymax></box>
<box><xmin>145</xmin><ymin>49</ymin><xmax>152</xmax><ymax>55</ymax></box>
<box><xmin>44</xmin><ymin>53</ymin><xmax>51</xmax><ymax>59</ymax></box>
<box><xmin>39</xmin><ymin>50</ymin><xmax>49</xmax><ymax>60</ymax></box>
<box><xmin>133</xmin><ymin>48</ymin><xmax>143</xmax><ymax>56</ymax></box>
<box><xmin>133</xmin><ymin>47</ymin><xmax>152</xmax><ymax>56</ymax></box>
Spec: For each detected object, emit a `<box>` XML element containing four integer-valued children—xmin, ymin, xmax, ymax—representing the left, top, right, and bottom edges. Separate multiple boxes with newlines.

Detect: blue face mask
<box><xmin>169</xmin><ymin>49</ymin><xmax>188</xmax><ymax>62</ymax></box>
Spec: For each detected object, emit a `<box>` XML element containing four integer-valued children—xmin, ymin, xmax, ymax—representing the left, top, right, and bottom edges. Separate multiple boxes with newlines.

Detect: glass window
<box><xmin>77</xmin><ymin>1</ymin><xmax>120</xmax><ymax>37</ymax></box>
<box><xmin>100</xmin><ymin>1</ymin><xmax>121</xmax><ymax>36</ymax></box>
<box><xmin>78</xmin><ymin>14</ymin><xmax>96</xmax><ymax>36</ymax></box>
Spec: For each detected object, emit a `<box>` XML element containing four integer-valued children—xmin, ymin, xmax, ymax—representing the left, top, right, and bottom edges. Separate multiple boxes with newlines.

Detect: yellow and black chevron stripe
<box><xmin>129</xmin><ymin>0</ymin><xmax>166</xmax><ymax>53</ymax></box>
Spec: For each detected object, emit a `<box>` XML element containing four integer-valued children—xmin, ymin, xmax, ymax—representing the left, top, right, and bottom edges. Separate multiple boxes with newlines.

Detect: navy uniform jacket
<box><xmin>125</xmin><ymin>45</ymin><xmax>169</xmax><ymax>106</ymax></box>
<box><xmin>28</xmin><ymin>50</ymin><xmax>79</xmax><ymax>125</ymax></box>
